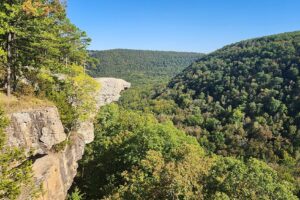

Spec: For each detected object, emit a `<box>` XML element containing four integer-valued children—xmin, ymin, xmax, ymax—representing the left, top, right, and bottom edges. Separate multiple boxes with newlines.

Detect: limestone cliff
<box><xmin>6</xmin><ymin>107</ymin><xmax>66</xmax><ymax>156</ymax></box>
<box><xmin>95</xmin><ymin>78</ymin><xmax>131</xmax><ymax>107</ymax></box>
<box><xmin>5</xmin><ymin>78</ymin><xmax>130</xmax><ymax>200</ymax></box>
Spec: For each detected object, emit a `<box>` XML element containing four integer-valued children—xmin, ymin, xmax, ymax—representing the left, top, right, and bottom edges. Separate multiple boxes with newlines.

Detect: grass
<box><xmin>0</xmin><ymin>92</ymin><xmax>54</xmax><ymax>113</ymax></box>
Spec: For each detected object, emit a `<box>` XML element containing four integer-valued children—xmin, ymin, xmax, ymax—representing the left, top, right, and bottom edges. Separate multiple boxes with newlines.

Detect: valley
<box><xmin>71</xmin><ymin>31</ymin><xmax>300</xmax><ymax>199</ymax></box>
<box><xmin>0</xmin><ymin>1</ymin><xmax>299</xmax><ymax>200</ymax></box>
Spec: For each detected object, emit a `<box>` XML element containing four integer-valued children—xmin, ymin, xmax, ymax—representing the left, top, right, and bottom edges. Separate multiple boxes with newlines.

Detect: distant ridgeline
<box><xmin>87</xmin><ymin>49</ymin><xmax>204</xmax><ymax>85</ymax></box>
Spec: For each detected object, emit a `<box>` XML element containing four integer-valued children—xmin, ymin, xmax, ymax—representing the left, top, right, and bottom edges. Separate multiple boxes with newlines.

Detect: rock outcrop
<box><xmin>95</xmin><ymin>78</ymin><xmax>131</xmax><ymax>107</ymax></box>
<box><xmin>75</xmin><ymin>121</ymin><xmax>95</xmax><ymax>144</ymax></box>
<box><xmin>5</xmin><ymin>78</ymin><xmax>130</xmax><ymax>200</ymax></box>
<box><xmin>6</xmin><ymin>107</ymin><xmax>66</xmax><ymax>156</ymax></box>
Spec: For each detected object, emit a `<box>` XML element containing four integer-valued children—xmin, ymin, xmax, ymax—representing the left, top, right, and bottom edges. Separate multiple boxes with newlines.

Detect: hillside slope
<box><xmin>88</xmin><ymin>49</ymin><xmax>204</xmax><ymax>85</ymax></box>
<box><xmin>71</xmin><ymin>33</ymin><xmax>300</xmax><ymax>199</ymax></box>
<box><xmin>160</xmin><ymin>31</ymin><xmax>300</xmax><ymax>162</ymax></box>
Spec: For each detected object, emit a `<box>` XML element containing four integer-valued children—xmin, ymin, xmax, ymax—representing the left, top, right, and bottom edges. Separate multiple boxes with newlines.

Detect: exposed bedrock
<box><xmin>5</xmin><ymin>78</ymin><xmax>130</xmax><ymax>200</ymax></box>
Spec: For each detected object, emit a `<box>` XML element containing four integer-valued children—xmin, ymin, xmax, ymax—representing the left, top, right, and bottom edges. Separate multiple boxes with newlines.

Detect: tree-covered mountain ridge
<box><xmin>87</xmin><ymin>49</ymin><xmax>204</xmax><ymax>85</ymax></box>
<box><xmin>91</xmin><ymin>48</ymin><xmax>202</xmax><ymax>54</ymax></box>
<box><xmin>161</xmin><ymin>30</ymin><xmax>300</xmax><ymax>162</ymax></box>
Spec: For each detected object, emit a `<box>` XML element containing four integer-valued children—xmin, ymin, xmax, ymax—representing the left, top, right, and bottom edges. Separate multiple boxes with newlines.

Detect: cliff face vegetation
<box><xmin>0</xmin><ymin>108</ymin><xmax>34</xmax><ymax>199</ymax></box>
<box><xmin>0</xmin><ymin>1</ymin><xmax>100</xmax><ymax>199</ymax></box>
<box><xmin>5</xmin><ymin>105</ymin><xmax>86</xmax><ymax>200</ymax></box>
<box><xmin>0</xmin><ymin>78</ymin><xmax>129</xmax><ymax>200</ymax></box>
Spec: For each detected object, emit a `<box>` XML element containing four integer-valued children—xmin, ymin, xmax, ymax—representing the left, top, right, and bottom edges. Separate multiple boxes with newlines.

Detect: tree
<box><xmin>204</xmin><ymin>157</ymin><xmax>298</xmax><ymax>199</ymax></box>
<box><xmin>73</xmin><ymin>104</ymin><xmax>212</xmax><ymax>199</ymax></box>
<box><xmin>0</xmin><ymin>0</ymin><xmax>90</xmax><ymax>96</ymax></box>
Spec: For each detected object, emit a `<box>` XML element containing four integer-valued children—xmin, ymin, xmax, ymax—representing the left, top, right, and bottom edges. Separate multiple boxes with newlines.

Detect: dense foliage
<box><xmin>106</xmin><ymin>31</ymin><xmax>300</xmax><ymax>198</ymax></box>
<box><xmin>88</xmin><ymin>49</ymin><xmax>203</xmax><ymax>85</ymax></box>
<box><xmin>205</xmin><ymin>157</ymin><xmax>297</xmax><ymax>199</ymax></box>
<box><xmin>37</xmin><ymin>64</ymin><xmax>99</xmax><ymax>128</ymax></box>
<box><xmin>0</xmin><ymin>0</ymin><xmax>99</xmax><ymax>126</ymax></box>
<box><xmin>72</xmin><ymin>104</ymin><xmax>297</xmax><ymax>199</ymax></box>
<box><xmin>161</xmin><ymin>31</ymin><xmax>300</xmax><ymax>163</ymax></box>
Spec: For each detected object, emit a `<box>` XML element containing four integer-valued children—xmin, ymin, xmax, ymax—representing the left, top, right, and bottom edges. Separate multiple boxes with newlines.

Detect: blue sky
<box><xmin>67</xmin><ymin>0</ymin><xmax>300</xmax><ymax>53</ymax></box>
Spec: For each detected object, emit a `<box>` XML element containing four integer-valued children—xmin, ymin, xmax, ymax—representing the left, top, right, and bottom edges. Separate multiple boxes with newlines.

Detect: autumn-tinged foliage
<box><xmin>0</xmin><ymin>0</ymin><xmax>99</xmax><ymax>125</ymax></box>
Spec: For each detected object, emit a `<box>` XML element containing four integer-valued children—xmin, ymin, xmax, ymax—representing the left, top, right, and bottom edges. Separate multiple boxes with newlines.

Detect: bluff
<box><xmin>5</xmin><ymin>78</ymin><xmax>130</xmax><ymax>200</ymax></box>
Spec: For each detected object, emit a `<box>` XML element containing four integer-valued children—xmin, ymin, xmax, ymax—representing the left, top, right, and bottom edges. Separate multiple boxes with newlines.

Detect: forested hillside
<box><xmin>88</xmin><ymin>49</ymin><xmax>203</xmax><ymax>85</ymax></box>
<box><xmin>162</xmin><ymin>31</ymin><xmax>300</xmax><ymax>162</ymax></box>
<box><xmin>156</xmin><ymin>31</ymin><xmax>300</xmax><ymax>195</ymax></box>
<box><xmin>72</xmin><ymin>31</ymin><xmax>300</xmax><ymax>199</ymax></box>
<box><xmin>2</xmin><ymin>1</ymin><xmax>300</xmax><ymax>199</ymax></box>
<box><xmin>73</xmin><ymin>104</ymin><xmax>297</xmax><ymax>200</ymax></box>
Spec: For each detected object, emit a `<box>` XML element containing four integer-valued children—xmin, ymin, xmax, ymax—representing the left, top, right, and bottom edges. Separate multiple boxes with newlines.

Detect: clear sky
<box><xmin>67</xmin><ymin>0</ymin><xmax>300</xmax><ymax>53</ymax></box>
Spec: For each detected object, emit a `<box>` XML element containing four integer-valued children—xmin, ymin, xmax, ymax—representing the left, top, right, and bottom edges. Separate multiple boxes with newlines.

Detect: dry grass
<box><xmin>0</xmin><ymin>92</ymin><xmax>54</xmax><ymax>113</ymax></box>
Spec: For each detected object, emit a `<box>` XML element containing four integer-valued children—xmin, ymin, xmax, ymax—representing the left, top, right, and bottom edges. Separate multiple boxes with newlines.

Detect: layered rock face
<box><xmin>32</xmin><ymin>133</ymin><xmax>85</xmax><ymax>200</ymax></box>
<box><xmin>6</xmin><ymin>107</ymin><xmax>66</xmax><ymax>156</ymax></box>
<box><xmin>5</xmin><ymin>78</ymin><xmax>130</xmax><ymax>200</ymax></box>
<box><xmin>5</xmin><ymin>107</ymin><xmax>85</xmax><ymax>200</ymax></box>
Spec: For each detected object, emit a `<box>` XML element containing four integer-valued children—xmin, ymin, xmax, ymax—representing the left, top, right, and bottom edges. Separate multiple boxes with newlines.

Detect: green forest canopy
<box><xmin>73</xmin><ymin>104</ymin><xmax>298</xmax><ymax>200</ymax></box>
<box><xmin>87</xmin><ymin>49</ymin><xmax>204</xmax><ymax>85</ymax></box>
<box><xmin>161</xmin><ymin>31</ymin><xmax>300</xmax><ymax>162</ymax></box>
<box><xmin>72</xmin><ymin>31</ymin><xmax>300</xmax><ymax>199</ymax></box>
<box><xmin>102</xmin><ymin>31</ymin><xmax>300</xmax><ymax>199</ymax></box>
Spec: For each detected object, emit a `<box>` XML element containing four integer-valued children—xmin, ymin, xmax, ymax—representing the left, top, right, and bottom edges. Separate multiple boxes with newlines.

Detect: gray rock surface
<box><xmin>5</xmin><ymin>107</ymin><xmax>66</xmax><ymax>156</ymax></box>
<box><xmin>95</xmin><ymin>77</ymin><xmax>131</xmax><ymax>107</ymax></box>
<box><xmin>75</xmin><ymin>121</ymin><xmax>94</xmax><ymax>144</ymax></box>
<box><xmin>6</xmin><ymin>77</ymin><xmax>131</xmax><ymax>200</ymax></box>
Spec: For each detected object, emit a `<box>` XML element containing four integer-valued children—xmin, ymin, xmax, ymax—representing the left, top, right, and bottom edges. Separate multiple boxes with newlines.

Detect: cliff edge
<box><xmin>4</xmin><ymin>78</ymin><xmax>130</xmax><ymax>200</ymax></box>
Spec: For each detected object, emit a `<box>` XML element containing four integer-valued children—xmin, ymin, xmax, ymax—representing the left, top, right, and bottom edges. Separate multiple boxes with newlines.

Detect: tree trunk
<box><xmin>6</xmin><ymin>32</ymin><xmax>12</xmax><ymax>96</ymax></box>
